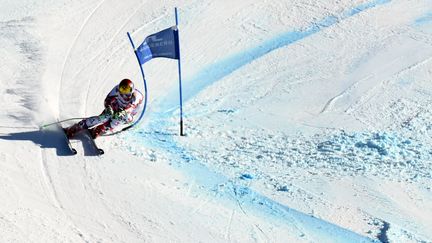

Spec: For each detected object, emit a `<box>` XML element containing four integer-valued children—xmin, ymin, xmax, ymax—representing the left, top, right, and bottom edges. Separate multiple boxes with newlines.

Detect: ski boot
<box><xmin>64</xmin><ymin>120</ymin><xmax>87</xmax><ymax>139</ymax></box>
<box><xmin>89</xmin><ymin>123</ymin><xmax>108</xmax><ymax>139</ymax></box>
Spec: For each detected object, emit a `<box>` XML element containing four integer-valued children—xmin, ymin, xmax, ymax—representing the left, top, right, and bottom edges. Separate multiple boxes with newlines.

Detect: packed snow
<box><xmin>0</xmin><ymin>0</ymin><xmax>431</xmax><ymax>242</ymax></box>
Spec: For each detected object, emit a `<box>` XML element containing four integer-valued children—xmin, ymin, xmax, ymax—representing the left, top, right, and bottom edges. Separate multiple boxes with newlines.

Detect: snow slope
<box><xmin>0</xmin><ymin>0</ymin><xmax>431</xmax><ymax>242</ymax></box>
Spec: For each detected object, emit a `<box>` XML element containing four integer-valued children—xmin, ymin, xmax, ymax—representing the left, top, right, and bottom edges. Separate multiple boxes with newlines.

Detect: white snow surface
<box><xmin>0</xmin><ymin>0</ymin><xmax>431</xmax><ymax>242</ymax></box>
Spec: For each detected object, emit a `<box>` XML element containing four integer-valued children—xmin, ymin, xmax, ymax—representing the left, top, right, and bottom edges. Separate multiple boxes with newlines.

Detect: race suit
<box><xmin>66</xmin><ymin>85</ymin><xmax>143</xmax><ymax>138</ymax></box>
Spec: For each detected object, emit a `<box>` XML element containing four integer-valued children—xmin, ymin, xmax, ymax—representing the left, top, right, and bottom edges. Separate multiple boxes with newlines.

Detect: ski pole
<box><xmin>40</xmin><ymin>117</ymin><xmax>86</xmax><ymax>129</ymax></box>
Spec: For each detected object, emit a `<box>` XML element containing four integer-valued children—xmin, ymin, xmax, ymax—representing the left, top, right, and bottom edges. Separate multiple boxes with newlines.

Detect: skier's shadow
<box><xmin>74</xmin><ymin>132</ymin><xmax>101</xmax><ymax>156</ymax></box>
<box><xmin>0</xmin><ymin>129</ymin><xmax>73</xmax><ymax>156</ymax></box>
<box><xmin>0</xmin><ymin>128</ymin><xmax>98</xmax><ymax>156</ymax></box>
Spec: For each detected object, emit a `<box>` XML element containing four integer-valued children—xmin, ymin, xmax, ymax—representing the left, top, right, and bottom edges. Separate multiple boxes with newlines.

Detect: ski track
<box><xmin>83</xmin><ymin>1</ymin><xmax>149</xmax><ymax>114</ymax></box>
<box><xmin>68</xmin><ymin>1</ymin><xmax>169</xmax><ymax>116</ymax></box>
<box><xmin>127</xmin><ymin>0</ymin><xmax>397</xmax><ymax>241</ymax></box>
<box><xmin>1</xmin><ymin>7</ymin><xmax>92</xmax><ymax>241</ymax></box>
<box><xmin>156</xmin><ymin>0</ymin><xmax>392</xmax><ymax>114</ymax></box>
<box><xmin>345</xmin><ymin>56</ymin><xmax>432</xmax><ymax>115</ymax></box>
<box><xmin>320</xmin><ymin>74</ymin><xmax>374</xmax><ymax>114</ymax></box>
<box><xmin>3</xmin><ymin>12</ymin><xmax>90</xmax><ymax>242</ymax></box>
<box><xmin>69</xmin><ymin>10</ymin><xmax>169</xmax><ymax>91</ymax></box>
<box><xmin>58</xmin><ymin>0</ymin><xmax>107</xmax><ymax>116</ymax></box>
<box><xmin>44</xmin><ymin>2</ymin><xmax>110</xmax><ymax>239</ymax></box>
<box><xmin>40</xmin><ymin>149</ymin><xmax>90</xmax><ymax>242</ymax></box>
<box><xmin>40</xmin><ymin>150</ymin><xmax>63</xmax><ymax>210</ymax></box>
<box><xmin>225</xmin><ymin>209</ymin><xmax>234</xmax><ymax>241</ymax></box>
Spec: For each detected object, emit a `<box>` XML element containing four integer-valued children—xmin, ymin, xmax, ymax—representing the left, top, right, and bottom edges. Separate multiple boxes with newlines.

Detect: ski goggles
<box><xmin>119</xmin><ymin>85</ymin><xmax>133</xmax><ymax>95</ymax></box>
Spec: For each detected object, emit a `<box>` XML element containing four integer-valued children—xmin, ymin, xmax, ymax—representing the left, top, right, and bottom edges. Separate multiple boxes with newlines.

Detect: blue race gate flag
<box><xmin>136</xmin><ymin>26</ymin><xmax>180</xmax><ymax>64</ymax></box>
<box><xmin>127</xmin><ymin>8</ymin><xmax>183</xmax><ymax>135</ymax></box>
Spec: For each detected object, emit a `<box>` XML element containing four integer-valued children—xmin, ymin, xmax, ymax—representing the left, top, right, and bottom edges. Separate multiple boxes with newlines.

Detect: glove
<box><xmin>104</xmin><ymin>105</ymin><xmax>114</xmax><ymax>116</ymax></box>
<box><xmin>113</xmin><ymin>110</ymin><xmax>128</xmax><ymax>121</ymax></box>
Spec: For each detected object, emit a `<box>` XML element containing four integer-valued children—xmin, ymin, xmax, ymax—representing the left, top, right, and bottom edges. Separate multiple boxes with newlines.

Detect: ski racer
<box><xmin>64</xmin><ymin>79</ymin><xmax>143</xmax><ymax>139</ymax></box>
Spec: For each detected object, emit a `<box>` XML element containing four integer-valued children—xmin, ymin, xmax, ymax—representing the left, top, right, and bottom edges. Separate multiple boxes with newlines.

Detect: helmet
<box><xmin>118</xmin><ymin>79</ymin><xmax>134</xmax><ymax>95</ymax></box>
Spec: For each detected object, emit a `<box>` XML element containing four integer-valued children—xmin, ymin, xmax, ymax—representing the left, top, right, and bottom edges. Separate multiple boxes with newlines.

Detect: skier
<box><xmin>64</xmin><ymin>78</ymin><xmax>143</xmax><ymax>139</ymax></box>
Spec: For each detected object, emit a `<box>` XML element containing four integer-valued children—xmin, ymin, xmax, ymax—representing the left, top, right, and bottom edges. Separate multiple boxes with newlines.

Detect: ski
<box><xmin>84</xmin><ymin>129</ymin><xmax>104</xmax><ymax>155</ymax></box>
<box><xmin>60</xmin><ymin>126</ymin><xmax>77</xmax><ymax>155</ymax></box>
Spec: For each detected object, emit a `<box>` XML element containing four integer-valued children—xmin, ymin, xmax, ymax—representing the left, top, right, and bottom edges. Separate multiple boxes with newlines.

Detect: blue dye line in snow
<box><xmin>415</xmin><ymin>12</ymin><xmax>432</xmax><ymax>25</ymax></box>
<box><xmin>157</xmin><ymin>0</ymin><xmax>391</xmax><ymax>113</ymax></box>
<box><xmin>135</xmin><ymin>0</ymin><xmax>392</xmax><ymax>241</ymax></box>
